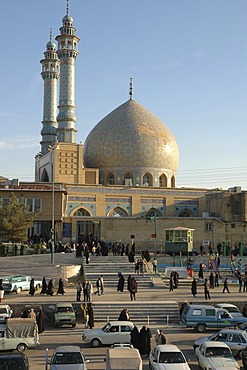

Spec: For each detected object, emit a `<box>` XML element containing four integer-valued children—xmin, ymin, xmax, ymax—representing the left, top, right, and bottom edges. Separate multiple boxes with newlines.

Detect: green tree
<box><xmin>0</xmin><ymin>193</ymin><xmax>34</xmax><ymax>242</ymax></box>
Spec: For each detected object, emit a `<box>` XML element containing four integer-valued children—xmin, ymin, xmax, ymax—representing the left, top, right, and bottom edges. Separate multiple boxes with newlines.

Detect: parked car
<box><xmin>195</xmin><ymin>341</ymin><xmax>240</xmax><ymax>370</ymax></box>
<box><xmin>193</xmin><ymin>328</ymin><xmax>247</xmax><ymax>357</ymax></box>
<box><xmin>1</xmin><ymin>275</ymin><xmax>42</xmax><ymax>294</ymax></box>
<box><xmin>181</xmin><ymin>304</ymin><xmax>247</xmax><ymax>333</ymax></box>
<box><xmin>106</xmin><ymin>344</ymin><xmax>142</xmax><ymax>370</ymax></box>
<box><xmin>215</xmin><ymin>304</ymin><xmax>243</xmax><ymax>318</ymax></box>
<box><xmin>46</xmin><ymin>345</ymin><xmax>89</xmax><ymax>370</ymax></box>
<box><xmin>0</xmin><ymin>304</ymin><xmax>13</xmax><ymax>323</ymax></box>
<box><xmin>82</xmin><ymin>321</ymin><xmax>134</xmax><ymax>347</ymax></box>
<box><xmin>0</xmin><ymin>352</ymin><xmax>29</xmax><ymax>370</ymax></box>
<box><xmin>45</xmin><ymin>303</ymin><xmax>76</xmax><ymax>328</ymax></box>
<box><xmin>149</xmin><ymin>344</ymin><xmax>191</xmax><ymax>369</ymax></box>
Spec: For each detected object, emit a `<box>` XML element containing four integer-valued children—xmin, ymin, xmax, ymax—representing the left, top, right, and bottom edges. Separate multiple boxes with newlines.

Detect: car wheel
<box><xmin>72</xmin><ymin>323</ymin><xmax>76</xmax><ymax>328</ymax></box>
<box><xmin>195</xmin><ymin>323</ymin><xmax>206</xmax><ymax>333</ymax></box>
<box><xmin>35</xmin><ymin>284</ymin><xmax>41</xmax><ymax>290</ymax></box>
<box><xmin>16</xmin><ymin>343</ymin><xmax>27</xmax><ymax>352</ymax></box>
<box><xmin>91</xmin><ymin>338</ymin><xmax>101</xmax><ymax>348</ymax></box>
<box><xmin>16</xmin><ymin>287</ymin><xmax>22</xmax><ymax>294</ymax></box>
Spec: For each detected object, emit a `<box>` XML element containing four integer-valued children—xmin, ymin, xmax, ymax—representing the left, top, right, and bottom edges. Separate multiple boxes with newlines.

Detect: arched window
<box><xmin>142</xmin><ymin>173</ymin><xmax>153</xmax><ymax>186</ymax></box>
<box><xmin>108</xmin><ymin>207</ymin><xmax>128</xmax><ymax>217</ymax></box>
<box><xmin>171</xmin><ymin>175</ymin><xmax>176</xmax><ymax>188</ymax></box>
<box><xmin>41</xmin><ymin>169</ymin><xmax>49</xmax><ymax>182</ymax></box>
<box><xmin>124</xmin><ymin>172</ymin><xmax>133</xmax><ymax>186</ymax></box>
<box><xmin>159</xmin><ymin>174</ymin><xmax>167</xmax><ymax>187</ymax></box>
<box><xmin>107</xmin><ymin>173</ymin><xmax>115</xmax><ymax>185</ymax></box>
<box><xmin>74</xmin><ymin>208</ymin><xmax>91</xmax><ymax>217</ymax></box>
<box><xmin>145</xmin><ymin>208</ymin><xmax>162</xmax><ymax>218</ymax></box>
<box><xmin>178</xmin><ymin>209</ymin><xmax>193</xmax><ymax>217</ymax></box>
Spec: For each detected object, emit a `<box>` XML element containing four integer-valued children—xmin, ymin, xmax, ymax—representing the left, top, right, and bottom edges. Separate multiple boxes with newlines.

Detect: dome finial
<box><xmin>66</xmin><ymin>0</ymin><xmax>70</xmax><ymax>15</ymax></box>
<box><xmin>50</xmin><ymin>28</ymin><xmax>53</xmax><ymax>42</ymax></box>
<box><xmin>129</xmin><ymin>78</ymin><xmax>133</xmax><ymax>100</ymax></box>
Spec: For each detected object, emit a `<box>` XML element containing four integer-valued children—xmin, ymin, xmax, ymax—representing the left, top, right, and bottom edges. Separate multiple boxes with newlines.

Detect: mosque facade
<box><xmin>1</xmin><ymin>2</ymin><xmax>246</xmax><ymax>252</ymax></box>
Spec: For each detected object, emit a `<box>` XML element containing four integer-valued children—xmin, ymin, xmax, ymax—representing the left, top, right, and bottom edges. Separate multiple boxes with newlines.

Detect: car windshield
<box><xmin>205</xmin><ymin>347</ymin><xmax>232</xmax><ymax>358</ymax></box>
<box><xmin>57</xmin><ymin>307</ymin><xmax>73</xmax><ymax>313</ymax></box>
<box><xmin>52</xmin><ymin>352</ymin><xmax>83</xmax><ymax>364</ymax></box>
<box><xmin>226</xmin><ymin>307</ymin><xmax>239</xmax><ymax>313</ymax></box>
<box><xmin>102</xmin><ymin>323</ymin><xmax>111</xmax><ymax>332</ymax></box>
<box><xmin>0</xmin><ymin>309</ymin><xmax>7</xmax><ymax>314</ymax></box>
<box><xmin>159</xmin><ymin>352</ymin><xmax>186</xmax><ymax>363</ymax></box>
<box><xmin>242</xmin><ymin>332</ymin><xmax>247</xmax><ymax>342</ymax></box>
<box><xmin>0</xmin><ymin>359</ymin><xmax>26</xmax><ymax>370</ymax></box>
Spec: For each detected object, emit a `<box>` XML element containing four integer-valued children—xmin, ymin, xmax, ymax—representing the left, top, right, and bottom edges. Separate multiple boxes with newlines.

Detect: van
<box><xmin>105</xmin><ymin>344</ymin><xmax>142</xmax><ymax>370</ymax></box>
<box><xmin>181</xmin><ymin>304</ymin><xmax>247</xmax><ymax>333</ymax></box>
<box><xmin>0</xmin><ymin>317</ymin><xmax>39</xmax><ymax>352</ymax></box>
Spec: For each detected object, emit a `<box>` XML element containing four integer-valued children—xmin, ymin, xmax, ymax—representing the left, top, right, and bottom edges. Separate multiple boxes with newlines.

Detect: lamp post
<box><xmin>48</xmin><ymin>144</ymin><xmax>58</xmax><ymax>264</ymax></box>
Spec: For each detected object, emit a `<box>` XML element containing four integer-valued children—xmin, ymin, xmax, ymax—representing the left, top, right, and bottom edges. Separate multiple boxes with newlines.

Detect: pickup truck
<box><xmin>181</xmin><ymin>304</ymin><xmax>247</xmax><ymax>333</ymax></box>
<box><xmin>1</xmin><ymin>275</ymin><xmax>43</xmax><ymax>294</ymax></box>
<box><xmin>0</xmin><ymin>317</ymin><xmax>39</xmax><ymax>352</ymax></box>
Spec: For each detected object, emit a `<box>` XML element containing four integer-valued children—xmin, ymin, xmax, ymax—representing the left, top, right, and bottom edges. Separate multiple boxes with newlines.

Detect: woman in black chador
<box><xmin>29</xmin><ymin>278</ymin><xmax>35</xmax><ymax>296</ymax></box>
<box><xmin>130</xmin><ymin>325</ymin><xmax>140</xmax><ymax>350</ymax></box>
<box><xmin>47</xmin><ymin>279</ymin><xmax>54</xmax><ymax>296</ymax></box>
<box><xmin>191</xmin><ymin>277</ymin><xmax>197</xmax><ymax>297</ymax></box>
<box><xmin>40</xmin><ymin>277</ymin><xmax>48</xmax><ymax>294</ymax></box>
<box><xmin>117</xmin><ymin>273</ymin><xmax>125</xmax><ymax>292</ymax></box>
<box><xmin>198</xmin><ymin>263</ymin><xmax>204</xmax><ymax>279</ymax></box>
<box><xmin>57</xmin><ymin>278</ymin><xmax>65</xmax><ymax>295</ymax></box>
<box><xmin>87</xmin><ymin>303</ymin><xmax>94</xmax><ymax>329</ymax></box>
<box><xmin>139</xmin><ymin>325</ymin><xmax>152</xmax><ymax>356</ymax></box>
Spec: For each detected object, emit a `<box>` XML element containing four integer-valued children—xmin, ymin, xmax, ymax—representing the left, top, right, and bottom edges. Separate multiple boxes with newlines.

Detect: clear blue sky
<box><xmin>0</xmin><ymin>0</ymin><xmax>247</xmax><ymax>189</ymax></box>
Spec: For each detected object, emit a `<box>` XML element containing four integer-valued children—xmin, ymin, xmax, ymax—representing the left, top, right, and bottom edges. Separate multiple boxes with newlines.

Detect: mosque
<box><xmin>1</xmin><ymin>2</ymin><xmax>247</xmax><ymax>252</ymax></box>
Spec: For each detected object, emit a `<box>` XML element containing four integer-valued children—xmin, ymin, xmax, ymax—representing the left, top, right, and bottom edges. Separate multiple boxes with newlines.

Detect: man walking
<box><xmin>223</xmin><ymin>277</ymin><xmax>230</xmax><ymax>293</ymax></box>
<box><xmin>204</xmin><ymin>278</ymin><xmax>210</xmax><ymax>300</ymax></box>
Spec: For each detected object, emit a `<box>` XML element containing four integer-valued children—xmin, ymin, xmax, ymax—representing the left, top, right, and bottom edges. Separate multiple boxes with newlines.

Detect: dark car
<box><xmin>0</xmin><ymin>352</ymin><xmax>29</xmax><ymax>369</ymax></box>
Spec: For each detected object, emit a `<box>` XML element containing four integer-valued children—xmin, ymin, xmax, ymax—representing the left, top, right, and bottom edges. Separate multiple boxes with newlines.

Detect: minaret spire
<box><xmin>56</xmin><ymin>3</ymin><xmax>80</xmax><ymax>143</ymax></box>
<box><xmin>39</xmin><ymin>30</ymin><xmax>60</xmax><ymax>154</ymax></box>
<box><xmin>129</xmin><ymin>78</ymin><xmax>133</xmax><ymax>100</ymax></box>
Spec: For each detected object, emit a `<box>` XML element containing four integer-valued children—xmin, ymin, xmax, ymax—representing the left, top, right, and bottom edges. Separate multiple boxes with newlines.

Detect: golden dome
<box><xmin>83</xmin><ymin>99</ymin><xmax>179</xmax><ymax>186</ymax></box>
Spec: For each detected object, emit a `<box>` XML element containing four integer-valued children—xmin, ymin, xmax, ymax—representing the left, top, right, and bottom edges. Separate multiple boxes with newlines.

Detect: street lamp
<box><xmin>48</xmin><ymin>144</ymin><xmax>59</xmax><ymax>264</ymax></box>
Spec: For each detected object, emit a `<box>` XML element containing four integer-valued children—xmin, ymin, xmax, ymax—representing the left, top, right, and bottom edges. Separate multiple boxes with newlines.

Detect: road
<box><xmin>26</xmin><ymin>324</ymin><xmax>243</xmax><ymax>369</ymax></box>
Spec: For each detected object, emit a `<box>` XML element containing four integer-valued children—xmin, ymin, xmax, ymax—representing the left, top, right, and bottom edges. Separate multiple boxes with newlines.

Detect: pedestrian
<box><xmin>129</xmin><ymin>277</ymin><xmax>137</xmax><ymax>301</ymax></box>
<box><xmin>80</xmin><ymin>303</ymin><xmax>88</xmax><ymax>328</ymax></box>
<box><xmin>243</xmin><ymin>276</ymin><xmax>247</xmax><ymax>293</ymax></box>
<box><xmin>174</xmin><ymin>271</ymin><xmax>179</xmax><ymax>288</ymax></box>
<box><xmin>0</xmin><ymin>279</ymin><xmax>4</xmax><ymax>302</ymax></box>
<box><xmin>214</xmin><ymin>272</ymin><xmax>219</xmax><ymax>287</ymax></box>
<box><xmin>86</xmin><ymin>280</ymin><xmax>93</xmax><ymax>302</ymax></box>
<box><xmin>95</xmin><ymin>278</ymin><xmax>101</xmax><ymax>295</ymax></box>
<box><xmin>83</xmin><ymin>281</ymin><xmax>88</xmax><ymax>301</ymax></box>
<box><xmin>47</xmin><ymin>279</ymin><xmax>54</xmax><ymax>296</ymax></box>
<box><xmin>27</xmin><ymin>308</ymin><xmax>36</xmax><ymax>320</ymax></box>
<box><xmin>204</xmin><ymin>278</ymin><xmax>210</xmax><ymax>300</ymax></box>
<box><xmin>36</xmin><ymin>307</ymin><xmax>45</xmax><ymax>333</ymax></box>
<box><xmin>40</xmin><ymin>277</ymin><xmax>48</xmax><ymax>294</ymax></box>
<box><xmin>117</xmin><ymin>273</ymin><xmax>125</xmax><ymax>292</ymax></box>
<box><xmin>29</xmin><ymin>278</ymin><xmax>35</xmax><ymax>296</ymax></box>
<box><xmin>155</xmin><ymin>329</ymin><xmax>167</xmax><ymax>345</ymax></box>
<box><xmin>57</xmin><ymin>278</ymin><xmax>65</xmax><ymax>295</ymax></box>
<box><xmin>75</xmin><ymin>280</ymin><xmax>82</xmax><ymax>301</ymax></box>
<box><xmin>99</xmin><ymin>275</ymin><xmax>104</xmax><ymax>295</ymax></box>
<box><xmin>191</xmin><ymin>277</ymin><xmax>197</xmax><ymax>297</ymax></box>
<box><xmin>169</xmin><ymin>272</ymin><xmax>174</xmax><ymax>292</ymax></box>
<box><xmin>130</xmin><ymin>325</ymin><xmax>140</xmax><ymax>350</ymax></box>
<box><xmin>209</xmin><ymin>272</ymin><xmax>215</xmax><ymax>289</ymax></box>
<box><xmin>223</xmin><ymin>278</ymin><xmax>230</xmax><ymax>293</ymax></box>
<box><xmin>152</xmin><ymin>257</ymin><xmax>157</xmax><ymax>274</ymax></box>
<box><xmin>87</xmin><ymin>303</ymin><xmax>94</xmax><ymax>329</ymax></box>
<box><xmin>198</xmin><ymin>263</ymin><xmax>204</xmax><ymax>279</ymax></box>
<box><xmin>118</xmin><ymin>308</ymin><xmax>130</xmax><ymax>321</ymax></box>
<box><xmin>139</xmin><ymin>325</ymin><xmax>152</xmax><ymax>357</ymax></box>
<box><xmin>239</xmin><ymin>275</ymin><xmax>243</xmax><ymax>293</ymax></box>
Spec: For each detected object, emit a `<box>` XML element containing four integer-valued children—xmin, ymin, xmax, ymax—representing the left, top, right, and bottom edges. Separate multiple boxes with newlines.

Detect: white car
<box><xmin>193</xmin><ymin>328</ymin><xmax>247</xmax><ymax>357</ymax></box>
<box><xmin>215</xmin><ymin>304</ymin><xmax>243</xmax><ymax>318</ymax></box>
<box><xmin>149</xmin><ymin>344</ymin><xmax>191</xmax><ymax>369</ymax></box>
<box><xmin>0</xmin><ymin>304</ymin><xmax>13</xmax><ymax>323</ymax></box>
<box><xmin>82</xmin><ymin>321</ymin><xmax>134</xmax><ymax>347</ymax></box>
<box><xmin>195</xmin><ymin>341</ymin><xmax>240</xmax><ymax>370</ymax></box>
<box><xmin>47</xmin><ymin>345</ymin><xmax>89</xmax><ymax>370</ymax></box>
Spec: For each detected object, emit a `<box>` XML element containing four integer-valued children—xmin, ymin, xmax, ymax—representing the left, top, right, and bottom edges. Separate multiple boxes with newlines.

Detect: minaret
<box><xmin>40</xmin><ymin>29</ymin><xmax>60</xmax><ymax>154</ymax></box>
<box><xmin>56</xmin><ymin>0</ymin><xmax>80</xmax><ymax>143</ymax></box>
